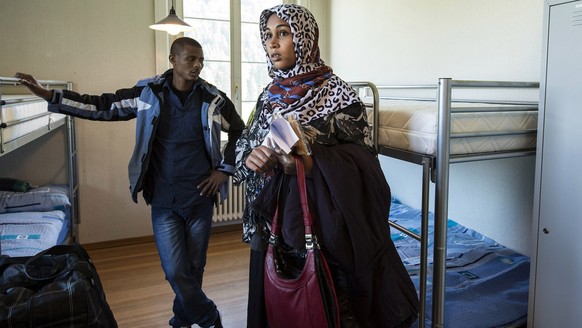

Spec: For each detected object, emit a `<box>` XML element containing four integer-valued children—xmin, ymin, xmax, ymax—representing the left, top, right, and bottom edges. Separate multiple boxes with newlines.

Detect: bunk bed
<box><xmin>0</xmin><ymin>76</ymin><xmax>79</xmax><ymax>257</ymax></box>
<box><xmin>349</xmin><ymin>79</ymin><xmax>538</xmax><ymax>328</ymax></box>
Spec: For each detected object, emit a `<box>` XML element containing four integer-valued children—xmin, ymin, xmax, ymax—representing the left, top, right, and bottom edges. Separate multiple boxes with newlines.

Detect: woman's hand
<box><xmin>14</xmin><ymin>72</ymin><xmax>53</xmax><ymax>101</ymax></box>
<box><xmin>245</xmin><ymin>145</ymin><xmax>313</xmax><ymax>176</ymax></box>
<box><xmin>274</xmin><ymin>149</ymin><xmax>296</xmax><ymax>175</ymax></box>
<box><xmin>245</xmin><ymin>146</ymin><xmax>279</xmax><ymax>175</ymax></box>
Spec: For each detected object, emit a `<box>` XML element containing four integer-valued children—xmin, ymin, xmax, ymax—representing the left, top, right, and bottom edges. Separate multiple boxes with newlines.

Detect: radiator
<box><xmin>212</xmin><ymin>180</ymin><xmax>245</xmax><ymax>224</ymax></box>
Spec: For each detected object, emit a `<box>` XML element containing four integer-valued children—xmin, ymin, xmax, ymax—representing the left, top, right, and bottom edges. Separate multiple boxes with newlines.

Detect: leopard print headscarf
<box><xmin>258</xmin><ymin>4</ymin><xmax>361</xmax><ymax>127</ymax></box>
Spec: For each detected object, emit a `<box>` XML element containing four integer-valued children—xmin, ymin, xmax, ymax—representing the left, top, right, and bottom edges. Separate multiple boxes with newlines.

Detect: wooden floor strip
<box><xmin>88</xmin><ymin>229</ymin><xmax>249</xmax><ymax>328</ymax></box>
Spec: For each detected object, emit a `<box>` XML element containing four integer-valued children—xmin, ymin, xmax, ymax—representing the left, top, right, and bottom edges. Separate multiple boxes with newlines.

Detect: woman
<box><xmin>233</xmin><ymin>4</ymin><xmax>419</xmax><ymax>327</ymax></box>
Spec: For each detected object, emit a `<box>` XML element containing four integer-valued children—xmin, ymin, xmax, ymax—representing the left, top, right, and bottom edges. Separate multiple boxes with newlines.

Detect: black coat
<box><xmin>252</xmin><ymin>143</ymin><xmax>419</xmax><ymax>327</ymax></box>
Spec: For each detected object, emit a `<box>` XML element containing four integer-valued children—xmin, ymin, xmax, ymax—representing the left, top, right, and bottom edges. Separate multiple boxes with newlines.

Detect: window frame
<box><xmin>152</xmin><ymin>0</ymin><xmax>326</xmax><ymax>117</ymax></box>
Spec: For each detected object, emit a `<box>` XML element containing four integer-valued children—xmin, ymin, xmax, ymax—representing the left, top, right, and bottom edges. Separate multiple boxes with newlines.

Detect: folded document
<box><xmin>261</xmin><ymin>117</ymin><xmax>300</xmax><ymax>154</ymax></box>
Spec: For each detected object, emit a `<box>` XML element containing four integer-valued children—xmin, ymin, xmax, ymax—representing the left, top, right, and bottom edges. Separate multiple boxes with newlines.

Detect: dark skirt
<box><xmin>247</xmin><ymin>249</ymin><xmax>269</xmax><ymax>328</ymax></box>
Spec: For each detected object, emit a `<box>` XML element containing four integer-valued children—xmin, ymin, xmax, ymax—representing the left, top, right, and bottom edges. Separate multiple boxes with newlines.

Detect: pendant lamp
<box><xmin>150</xmin><ymin>0</ymin><xmax>193</xmax><ymax>35</ymax></box>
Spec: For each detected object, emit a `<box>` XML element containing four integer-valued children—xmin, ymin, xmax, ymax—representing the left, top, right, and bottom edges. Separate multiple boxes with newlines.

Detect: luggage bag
<box><xmin>0</xmin><ymin>243</ymin><xmax>118</xmax><ymax>327</ymax></box>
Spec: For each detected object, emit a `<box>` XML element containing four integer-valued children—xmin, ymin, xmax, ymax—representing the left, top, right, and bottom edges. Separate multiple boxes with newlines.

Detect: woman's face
<box><xmin>264</xmin><ymin>14</ymin><xmax>295</xmax><ymax>71</ymax></box>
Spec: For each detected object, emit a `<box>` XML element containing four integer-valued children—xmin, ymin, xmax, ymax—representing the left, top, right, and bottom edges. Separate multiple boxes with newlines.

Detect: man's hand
<box><xmin>14</xmin><ymin>72</ymin><xmax>53</xmax><ymax>101</ymax></box>
<box><xmin>198</xmin><ymin>170</ymin><xmax>228</xmax><ymax>198</ymax></box>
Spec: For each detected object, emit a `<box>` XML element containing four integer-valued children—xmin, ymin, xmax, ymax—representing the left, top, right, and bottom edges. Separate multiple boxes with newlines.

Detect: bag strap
<box><xmin>23</xmin><ymin>243</ymin><xmax>89</xmax><ymax>281</ymax></box>
<box><xmin>268</xmin><ymin>156</ymin><xmax>315</xmax><ymax>249</ymax></box>
<box><xmin>295</xmin><ymin>156</ymin><xmax>315</xmax><ymax>250</ymax></box>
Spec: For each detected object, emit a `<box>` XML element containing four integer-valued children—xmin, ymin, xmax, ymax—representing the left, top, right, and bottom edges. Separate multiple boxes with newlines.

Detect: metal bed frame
<box><xmin>0</xmin><ymin>77</ymin><xmax>79</xmax><ymax>242</ymax></box>
<box><xmin>350</xmin><ymin>79</ymin><xmax>539</xmax><ymax>328</ymax></box>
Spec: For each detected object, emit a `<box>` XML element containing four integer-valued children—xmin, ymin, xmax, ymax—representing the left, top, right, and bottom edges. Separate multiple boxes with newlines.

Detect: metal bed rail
<box><xmin>0</xmin><ymin>76</ymin><xmax>70</xmax><ymax>88</ymax></box>
<box><xmin>352</xmin><ymin>79</ymin><xmax>539</xmax><ymax>328</ymax></box>
<box><xmin>0</xmin><ymin>77</ymin><xmax>70</xmax><ymax>155</ymax></box>
<box><xmin>350</xmin><ymin>81</ymin><xmax>432</xmax><ymax>327</ymax></box>
<box><xmin>0</xmin><ymin>76</ymin><xmax>79</xmax><ymax>242</ymax></box>
<box><xmin>434</xmin><ymin>79</ymin><xmax>539</xmax><ymax>327</ymax></box>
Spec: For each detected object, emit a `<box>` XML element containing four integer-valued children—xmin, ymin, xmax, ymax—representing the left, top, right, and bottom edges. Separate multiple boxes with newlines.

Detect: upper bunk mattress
<box><xmin>1</xmin><ymin>95</ymin><xmax>66</xmax><ymax>144</ymax></box>
<box><xmin>375</xmin><ymin>100</ymin><xmax>538</xmax><ymax>156</ymax></box>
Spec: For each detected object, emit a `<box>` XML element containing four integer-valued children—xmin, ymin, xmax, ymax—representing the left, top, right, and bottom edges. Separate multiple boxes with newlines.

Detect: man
<box><xmin>16</xmin><ymin>37</ymin><xmax>244</xmax><ymax>328</ymax></box>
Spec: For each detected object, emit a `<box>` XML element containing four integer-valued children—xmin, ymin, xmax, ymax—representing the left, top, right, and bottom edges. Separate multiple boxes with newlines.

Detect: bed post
<box><xmin>432</xmin><ymin>78</ymin><xmax>451</xmax><ymax>328</ymax></box>
<box><xmin>64</xmin><ymin>81</ymin><xmax>79</xmax><ymax>243</ymax></box>
<box><xmin>418</xmin><ymin>156</ymin><xmax>431</xmax><ymax>328</ymax></box>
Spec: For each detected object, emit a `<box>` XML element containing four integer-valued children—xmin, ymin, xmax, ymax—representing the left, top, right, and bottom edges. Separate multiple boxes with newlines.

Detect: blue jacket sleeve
<box><xmin>47</xmin><ymin>86</ymin><xmax>144</xmax><ymax>121</ymax></box>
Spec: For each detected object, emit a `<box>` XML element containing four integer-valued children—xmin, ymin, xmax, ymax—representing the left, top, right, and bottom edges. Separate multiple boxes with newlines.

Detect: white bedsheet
<box><xmin>0</xmin><ymin>210</ymin><xmax>65</xmax><ymax>257</ymax></box>
<box><xmin>374</xmin><ymin>100</ymin><xmax>537</xmax><ymax>156</ymax></box>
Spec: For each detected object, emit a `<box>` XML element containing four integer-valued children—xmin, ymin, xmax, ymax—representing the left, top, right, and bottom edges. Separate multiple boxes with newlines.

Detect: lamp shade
<box><xmin>149</xmin><ymin>7</ymin><xmax>193</xmax><ymax>35</ymax></box>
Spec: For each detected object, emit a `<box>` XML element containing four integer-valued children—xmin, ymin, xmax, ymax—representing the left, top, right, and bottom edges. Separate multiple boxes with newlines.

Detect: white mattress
<box><xmin>374</xmin><ymin>100</ymin><xmax>538</xmax><ymax>156</ymax></box>
<box><xmin>0</xmin><ymin>210</ymin><xmax>65</xmax><ymax>257</ymax></box>
<box><xmin>1</xmin><ymin>95</ymin><xmax>65</xmax><ymax>143</ymax></box>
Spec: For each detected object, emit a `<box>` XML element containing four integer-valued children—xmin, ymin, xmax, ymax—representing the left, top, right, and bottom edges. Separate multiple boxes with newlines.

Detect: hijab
<box><xmin>257</xmin><ymin>4</ymin><xmax>361</xmax><ymax>129</ymax></box>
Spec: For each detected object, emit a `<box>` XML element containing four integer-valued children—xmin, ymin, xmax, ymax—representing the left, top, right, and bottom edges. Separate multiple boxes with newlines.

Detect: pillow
<box><xmin>0</xmin><ymin>185</ymin><xmax>70</xmax><ymax>214</ymax></box>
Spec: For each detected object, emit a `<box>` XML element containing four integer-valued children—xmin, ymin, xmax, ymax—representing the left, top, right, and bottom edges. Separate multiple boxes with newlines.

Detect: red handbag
<box><xmin>264</xmin><ymin>156</ymin><xmax>340</xmax><ymax>328</ymax></box>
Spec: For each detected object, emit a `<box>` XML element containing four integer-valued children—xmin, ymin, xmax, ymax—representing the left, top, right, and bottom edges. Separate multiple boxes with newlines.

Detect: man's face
<box><xmin>170</xmin><ymin>44</ymin><xmax>204</xmax><ymax>82</ymax></box>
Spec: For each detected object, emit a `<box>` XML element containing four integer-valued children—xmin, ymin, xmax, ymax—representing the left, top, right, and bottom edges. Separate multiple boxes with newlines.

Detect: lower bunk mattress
<box><xmin>389</xmin><ymin>198</ymin><xmax>529</xmax><ymax>328</ymax></box>
<box><xmin>0</xmin><ymin>184</ymin><xmax>71</xmax><ymax>257</ymax></box>
<box><xmin>0</xmin><ymin>210</ymin><xmax>68</xmax><ymax>257</ymax></box>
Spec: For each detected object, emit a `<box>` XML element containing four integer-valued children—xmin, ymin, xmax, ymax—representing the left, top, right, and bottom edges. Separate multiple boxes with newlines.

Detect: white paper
<box><xmin>261</xmin><ymin>117</ymin><xmax>299</xmax><ymax>154</ymax></box>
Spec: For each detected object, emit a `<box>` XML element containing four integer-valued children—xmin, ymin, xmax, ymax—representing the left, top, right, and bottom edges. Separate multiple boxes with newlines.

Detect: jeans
<box><xmin>151</xmin><ymin>205</ymin><xmax>219</xmax><ymax>328</ymax></box>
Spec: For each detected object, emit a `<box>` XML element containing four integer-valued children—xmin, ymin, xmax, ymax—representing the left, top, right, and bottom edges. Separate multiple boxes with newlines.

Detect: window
<box><xmin>183</xmin><ymin>0</ymin><xmax>283</xmax><ymax>122</ymax></box>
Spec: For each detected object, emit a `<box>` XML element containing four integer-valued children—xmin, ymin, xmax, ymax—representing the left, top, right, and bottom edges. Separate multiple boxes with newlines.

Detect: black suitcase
<box><xmin>0</xmin><ymin>243</ymin><xmax>118</xmax><ymax>327</ymax></box>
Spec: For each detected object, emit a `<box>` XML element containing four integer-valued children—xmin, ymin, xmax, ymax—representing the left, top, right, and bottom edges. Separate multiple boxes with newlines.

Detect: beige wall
<box><xmin>329</xmin><ymin>0</ymin><xmax>542</xmax><ymax>84</ymax></box>
<box><xmin>0</xmin><ymin>0</ymin><xmax>157</xmax><ymax>243</ymax></box>
<box><xmin>328</xmin><ymin>0</ymin><xmax>544</xmax><ymax>255</ymax></box>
